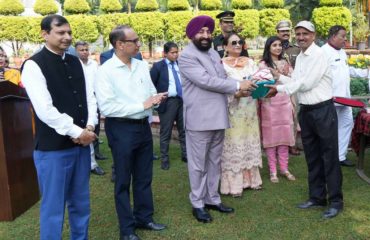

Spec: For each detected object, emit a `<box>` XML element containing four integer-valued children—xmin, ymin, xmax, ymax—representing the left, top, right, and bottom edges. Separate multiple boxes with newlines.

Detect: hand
<box><xmin>75</xmin><ymin>129</ymin><xmax>97</xmax><ymax>146</ymax></box>
<box><xmin>268</xmin><ymin>67</ymin><xmax>280</xmax><ymax>80</ymax></box>
<box><xmin>86</xmin><ymin>125</ymin><xmax>94</xmax><ymax>132</ymax></box>
<box><xmin>265</xmin><ymin>85</ymin><xmax>278</xmax><ymax>98</ymax></box>
<box><xmin>143</xmin><ymin>92</ymin><xmax>168</xmax><ymax>109</ymax></box>
<box><xmin>239</xmin><ymin>80</ymin><xmax>257</xmax><ymax>92</ymax></box>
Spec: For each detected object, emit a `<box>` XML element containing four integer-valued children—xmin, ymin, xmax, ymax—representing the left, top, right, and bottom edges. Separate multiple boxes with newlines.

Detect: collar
<box><xmin>302</xmin><ymin>42</ymin><xmax>317</xmax><ymax>56</ymax></box>
<box><xmin>111</xmin><ymin>53</ymin><xmax>138</xmax><ymax>69</ymax></box>
<box><xmin>79</xmin><ymin>58</ymin><xmax>93</xmax><ymax>66</ymax></box>
<box><xmin>45</xmin><ymin>45</ymin><xmax>66</xmax><ymax>59</ymax></box>
<box><xmin>328</xmin><ymin>42</ymin><xmax>341</xmax><ymax>50</ymax></box>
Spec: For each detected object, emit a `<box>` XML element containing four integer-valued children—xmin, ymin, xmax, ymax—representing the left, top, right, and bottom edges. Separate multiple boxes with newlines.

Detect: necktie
<box><xmin>170</xmin><ymin>62</ymin><xmax>182</xmax><ymax>98</ymax></box>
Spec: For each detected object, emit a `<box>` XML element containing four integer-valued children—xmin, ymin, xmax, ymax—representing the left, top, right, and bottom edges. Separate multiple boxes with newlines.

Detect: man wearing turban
<box><xmin>178</xmin><ymin>15</ymin><xmax>257</xmax><ymax>223</ymax></box>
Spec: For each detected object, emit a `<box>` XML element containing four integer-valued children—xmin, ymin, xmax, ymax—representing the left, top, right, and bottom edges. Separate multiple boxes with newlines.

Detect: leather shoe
<box><xmin>95</xmin><ymin>153</ymin><xmax>107</xmax><ymax>160</ymax></box>
<box><xmin>340</xmin><ymin>159</ymin><xmax>354</xmax><ymax>167</ymax></box>
<box><xmin>297</xmin><ymin>200</ymin><xmax>327</xmax><ymax>209</ymax></box>
<box><xmin>181</xmin><ymin>157</ymin><xmax>188</xmax><ymax>163</ymax></box>
<box><xmin>135</xmin><ymin>222</ymin><xmax>166</xmax><ymax>231</ymax></box>
<box><xmin>322</xmin><ymin>207</ymin><xmax>342</xmax><ymax>219</ymax></box>
<box><xmin>153</xmin><ymin>154</ymin><xmax>159</xmax><ymax>160</ymax></box>
<box><xmin>192</xmin><ymin>207</ymin><xmax>212</xmax><ymax>223</ymax></box>
<box><xmin>205</xmin><ymin>203</ymin><xmax>234</xmax><ymax>213</ymax></box>
<box><xmin>120</xmin><ymin>233</ymin><xmax>140</xmax><ymax>240</ymax></box>
<box><xmin>91</xmin><ymin>166</ymin><xmax>105</xmax><ymax>175</ymax></box>
<box><xmin>161</xmin><ymin>161</ymin><xmax>170</xmax><ymax>170</ymax></box>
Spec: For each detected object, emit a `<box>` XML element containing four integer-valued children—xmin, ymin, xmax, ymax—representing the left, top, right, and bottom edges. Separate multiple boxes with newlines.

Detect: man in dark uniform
<box><xmin>276</xmin><ymin>20</ymin><xmax>300</xmax><ymax>68</ymax></box>
<box><xmin>213</xmin><ymin>11</ymin><xmax>248</xmax><ymax>58</ymax></box>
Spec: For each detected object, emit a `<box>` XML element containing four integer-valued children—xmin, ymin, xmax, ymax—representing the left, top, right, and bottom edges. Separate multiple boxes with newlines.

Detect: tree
<box><xmin>34</xmin><ymin>0</ymin><xmax>59</xmax><ymax>15</ymax></box>
<box><xmin>64</xmin><ymin>0</ymin><xmax>90</xmax><ymax>14</ymax></box>
<box><xmin>261</xmin><ymin>0</ymin><xmax>284</xmax><ymax>8</ymax></box>
<box><xmin>0</xmin><ymin>0</ymin><xmax>24</xmax><ymax>15</ymax></box>
<box><xmin>284</xmin><ymin>0</ymin><xmax>319</xmax><ymax>24</ymax></box>
<box><xmin>100</xmin><ymin>0</ymin><xmax>122</xmax><ymax>13</ymax></box>
<box><xmin>66</xmin><ymin>15</ymin><xmax>99</xmax><ymax>43</ymax></box>
<box><xmin>0</xmin><ymin>16</ymin><xmax>29</xmax><ymax>56</ymax></box>
<box><xmin>27</xmin><ymin>17</ymin><xmax>44</xmax><ymax>43</ymax></box>
<box><xmin>97</xmin><ymin>13</ymin><xmax>129</xmax><ymax>46</ymax></box>
<box><xmin>167</xmin><ymin>0</ymin><xmax>190</xmax><ymax>11</ymax></box>
<box><xmin>164</xmin><ymin>11</ymin><xmax>193</xmax><ymax>43</ymax></box>
<box><xmin>200</xmin><ymin>0</ymin><xmax>222</xmax><ymax>10</ymax></box>
<box><xmin>259</xmin><ymin>8</ymin><xmax>290</xmax><ymax>36</ymax></box>
<box><xmin>135</xmin><ymin>0</ymin><xmax>159</xmax><ymax>12</ymax></box>
<box><xmin>232</xmin><ymin>0</ymin><xmax>253</xmax><ymax>10</ymax></box>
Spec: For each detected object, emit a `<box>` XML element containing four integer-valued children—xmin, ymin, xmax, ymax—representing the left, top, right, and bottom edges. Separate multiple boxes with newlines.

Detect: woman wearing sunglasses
<box><xmin>220</xmin><ymin>33</ymin><xmax>263</xmax><ymax>197</ymax></box>
<box><xmin>259</xmin><ymin>36</ymin><xmax>296</xmax><ymax>183</ymax></box>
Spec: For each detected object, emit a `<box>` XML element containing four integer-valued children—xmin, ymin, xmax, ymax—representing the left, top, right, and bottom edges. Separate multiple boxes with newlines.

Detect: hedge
<box><xmin>167</xmin><ymin>0</ymin><xmax>190</xmax><ymax>11</ymax></box>
<box><xmin>100</xmin><ymin>0</ymin><xmax>122</xmax><ymax>13</ymax></box>
<box><xmin>96</xmin><ymin>13</ymin><xmax>130</xmax><ymax>46</ymax></box>
<box><xmin>197</xmin><ymin>11</ymin><xmax>221</xmax><ymax>35</ymax></box>
<box><xmin>135</xmin><ymin>0</ymin><xmax>159</xmax><ymax>12</ymax></box>
<box><xmin>0</xmin><ymin>16</ymin><xmax>28</xmax><ymax>41</ymax></box>
<box><xmin>27</xmin><ymin>17</ymin><xmax>43</xmax><ymax>43</ymax></box>
<box><xmin>34</xmin><ymin>0</ymin><xmax>58</xmax><ymax>15</ymax></box>
<box><xmin>312</xmin><ymin>6</ymin><xmax>351</xmax><ymax>37</ymax></box>
<box><xmin>259</xmin><ymin>8</ymin><xmax>290</xmax><ymax>36</ymax></box>
<box><xmin>200</xmin><ymin>0</ymin><xmax>222</xmax><ymax>10</ymax></box>
<box><xmin>319</xmin><ymin>0</ymin><xmax>342</xmax><ymax>7</ymax></box>
<box><xmin>66</xmin><ymin>15</ymin><xmax>100</xmax><ymax>43</ymax></box>
<box><xmin>64</xmin><ymin>0</ymin><xmax>90</xmax><ymax>14</ymax></box>
<box><xmin>0</xmin><ymin>0</ymin><xmax>24</xmax><ymax>15</ymax></box>
<box><xmin>164</xmin><ymin>11</ymin><xmax>193</xmax><ymax>42</ymax></box>
<box><xmin>129</xmin><ymin>12</ymin><xmax>164</xmax><ymax>41</ymax></box>
<box><xmin>232</xmin><ymin>0</ymin><xmax>253</xmax><ymax>10</ymax></box>
<box><xmin>260</xmin><ymin>0</ymin><xmax>284</xmax><ymax>8</ymax></box>
<box><xmin>234</xmin><ymin>9</ymin><xmax>260</xmax><ymax>38</ymax></box>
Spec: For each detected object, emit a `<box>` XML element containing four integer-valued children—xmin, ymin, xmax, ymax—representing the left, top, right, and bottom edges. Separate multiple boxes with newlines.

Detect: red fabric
<box><xmin>351</xmin><ymin>110</ymin><xmax>370</xmax><ymax>155</ymax></box>
<box><xmin>333</xmin><ymin>97</ymin><xmax>366</xmax><ymax>108</ymax></box>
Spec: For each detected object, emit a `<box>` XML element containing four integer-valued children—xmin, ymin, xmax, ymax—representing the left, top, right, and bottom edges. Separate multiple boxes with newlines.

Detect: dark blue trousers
<box><xmin>105</xmin><ymin>118</ymin><xmax>154</xmax><ymax>236</ymax></box>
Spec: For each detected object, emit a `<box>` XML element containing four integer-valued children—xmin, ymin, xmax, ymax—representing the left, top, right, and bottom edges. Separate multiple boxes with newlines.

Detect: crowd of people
<box><xmin>0</xmin><ymin>10</ymin><xmax>366</xmax><ymax>240</ymax></box>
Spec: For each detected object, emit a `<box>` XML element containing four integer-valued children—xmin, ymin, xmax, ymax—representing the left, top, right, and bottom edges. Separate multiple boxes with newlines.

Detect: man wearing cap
<box><xmin>179</xmin><ymin>15</ymin><xmax>257</xmax><ymax>223</ymax></box>
<box><xmin>213</xmin><ymin>11</ymin><xmax>248</xmax><ymax>58</ymax></box>
<box><xmin>276</xmin><ymin>20</ymin><xmax>300</xmax><ymax>68</ymax></box>
<box><xmin>266</xmin><ymin>21</ymin><xmax>343</xmax><ymax>219</ymax></box>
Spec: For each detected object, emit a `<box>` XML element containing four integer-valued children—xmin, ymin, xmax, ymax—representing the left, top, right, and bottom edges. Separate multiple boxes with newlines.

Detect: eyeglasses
<box><xmin>120</xmin><ymin>38</ymin><xmax>140</xmax><ymax>45</ymax></box>
<box><xmin>230</xmin><ymin>40</ymin><xmax>245</xmax><ymax>46</ymax></box>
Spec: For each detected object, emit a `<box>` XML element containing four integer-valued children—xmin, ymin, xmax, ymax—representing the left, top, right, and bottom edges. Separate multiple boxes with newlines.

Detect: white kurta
<box><xmin>322</xmin><ymin>43</ymin><xmax>353</xmax><ymax>162</ymax></box>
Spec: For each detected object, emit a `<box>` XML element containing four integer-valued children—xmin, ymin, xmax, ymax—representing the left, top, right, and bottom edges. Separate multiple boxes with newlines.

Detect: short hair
<box><xmin>75</xmin><ymin>41</ymin><xmax>88</xmax><ymax>48</ymax></box>
<box><xmin>41</xmin><ymin>14</ymin><xmax>69</xmax><ymax>33</ymax></box>
<box><xmin>109</xmin><ymin>25</ymin><xmax>131</xmax><ymax>48</ymax></box>
<box><xmin>163</xmin><ymin>42</ymin><xmax>178</xmax><ymax>54</ymax></box>
<box><xmin>328</xmin><ymin>25</ymin><xmax>346</xmax><ymax>39</ymax></box>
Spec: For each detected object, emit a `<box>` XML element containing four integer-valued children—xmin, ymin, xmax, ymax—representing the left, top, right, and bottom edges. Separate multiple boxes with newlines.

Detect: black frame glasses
<box><xmin>120</xmin><ymin>38</ymin><xmax>140</xmax><ymax>44</ymax></box>
<box><xmin>231</xmin><ymin>40</ymin><xmax>245</xmax><ymax>46</ymax></box>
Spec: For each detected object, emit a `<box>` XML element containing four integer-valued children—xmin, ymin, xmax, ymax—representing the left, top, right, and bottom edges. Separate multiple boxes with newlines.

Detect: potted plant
<box><xmin>353</xmin><ymin>13</ymin><xmax>369</xmax><ymax>50</ymax></box>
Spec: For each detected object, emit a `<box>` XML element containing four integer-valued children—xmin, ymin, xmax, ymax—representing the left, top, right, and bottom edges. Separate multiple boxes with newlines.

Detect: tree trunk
<box><xmin>149</xmin><ymin>40</ymin><xmax>153</xmax><ymax>58</ymax></box>
<box><xmin>127</xmin><ymin>1</ymin><xmax>131</xmax><ymax>13</ymax></box>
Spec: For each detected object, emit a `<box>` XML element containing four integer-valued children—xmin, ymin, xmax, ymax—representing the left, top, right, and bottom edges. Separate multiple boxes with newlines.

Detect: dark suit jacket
<box><xmin>100</xmin><ymin>49</ymin><xmax>143</xmax><ymax>65</ymax></box>
<box><xmin>150</xmin><ymin>59</ymin><xmax>175</xmax><ymax>113</ymax></box>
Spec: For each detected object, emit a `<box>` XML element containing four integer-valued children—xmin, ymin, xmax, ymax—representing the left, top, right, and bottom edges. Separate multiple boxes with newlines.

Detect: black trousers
<box><xmin>158</xmin><ymin>97</ymin><xmax>187</xmax><ymax>162</ymax></box>
<box><xmin>299</xmin><ymin>100</ymin><xmax>343</xmax><ymax>209</ymax></box>
<box><xmin>105</xmin><ymin>118</ymin><xmax>154</xmax><ymax>236</ymax></box>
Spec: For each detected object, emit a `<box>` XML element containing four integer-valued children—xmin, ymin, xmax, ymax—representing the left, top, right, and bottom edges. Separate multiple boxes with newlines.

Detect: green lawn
<box><xmin>1</xmin><ymin>137</ymin><xmax>370</xmax><ymax>240</ymax></box>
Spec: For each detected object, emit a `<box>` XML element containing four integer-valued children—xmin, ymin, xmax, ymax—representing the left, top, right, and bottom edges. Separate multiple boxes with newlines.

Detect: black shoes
<box><xmin>153</xmin><ymin>154</ymin><xmax>159</xmax><ymax>160</ymax></box>
<box><xmin>322</xmin><ymin>207</ymin><xmax>342</xmax><ymax>219</ymax></box>
<box><xmin>120</xmin><ymin>234</ymin><xmax>140</xmax><ymax>240</ymax></box>
<box><xmin>135</xmin><ymin>222</ymin><xmax>166</xmax><ymax>231</ymax></box>
<box><xmin>297</xmin><ymin>200</ymin><xmax>327</xmax><ymax>209</ymax></box>
<box><xmin>192</xmin><ymin>207</ymin><xmax>212</xmax><ymax>223</ymax></box>
<box><xmin>340</xmin><ymin>159</ymin><xmax>355</xmax><ymax>167</ymax></box>
<box><xmin>205</xmin><ymin>203</ymin><xmax>234</xmax><ymax>213</ymax></box>
<box><xmin>91</xmin><ymin>166</ymin><xmax>105</xmax><ymax>175</ymax></box>
<box><xmin>95</xmin><ymin>153</ymin><xmax>108</xmax><ymax>160</ymax></box>
<box><xmin>182</xmin><ymin>157</ymin><xmax>188</xmax><ymax>163</ymax></box>
<box><xmin>161</xmin><ymin>161</ymin><xmax>170</xmax><ymax>170</ymax></box>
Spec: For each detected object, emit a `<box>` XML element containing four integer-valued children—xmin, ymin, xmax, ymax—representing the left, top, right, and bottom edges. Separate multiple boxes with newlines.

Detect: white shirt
<box><xmin>321</xmin><ymin>43</ymin><xmax>351</xmax><ymax>98</ymax></box>
<box><xmin>21</xmin><ymin>46</ymin><xmax>98</xmax><ymax>139</ymax></box>
<box><xmin>165</xmin><ymin>58</ymin><xmax>182</xmax><ymax>97</ymax></box>
<box><xmin>95</xmin><ymin>53</ymin><xmax>157</xmax><ymax>119</ymax></box>
<box><xmin>276</xmin><ymin>43</ymin><xmax>333</xmax><ymax>105</ymax></box>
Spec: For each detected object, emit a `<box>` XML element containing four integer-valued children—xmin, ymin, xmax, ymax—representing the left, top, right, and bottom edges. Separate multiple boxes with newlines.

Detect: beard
<box><xmin>193</xmin><ymin>37</ymin><xmax>212</xmax><ymax>51</ymax></box>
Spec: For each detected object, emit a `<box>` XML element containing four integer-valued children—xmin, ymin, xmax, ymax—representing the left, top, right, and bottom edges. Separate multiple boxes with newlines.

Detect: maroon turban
<box><xmin>186</xmin><ymin>15</ymin><xmax>215</xmax><ymax>39</ymax></box>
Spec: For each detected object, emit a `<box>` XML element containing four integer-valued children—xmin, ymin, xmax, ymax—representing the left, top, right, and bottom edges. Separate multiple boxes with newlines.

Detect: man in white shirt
<box><xmin>21</xmin><ymin>15</ymin><xmax>97</xmax><ymax>239</ymax></box>
<box><xmin>75</xmin><ymin>41</ymin><xmax>106</xmax><ymax>176</ymax></box>
<box><xmin>267</xmin><ymin>21</ymin><xmax>343</xmax><ymax>219</ymax></box>
<box><xmin>95</xmin><ymin>25</ymin><xmax>167</xmax><ymax>240</ymax></box>
<box><xmin>322</xmin><ymin>25</ymin><xmax>355</xmax><ymax>167</ymax></box>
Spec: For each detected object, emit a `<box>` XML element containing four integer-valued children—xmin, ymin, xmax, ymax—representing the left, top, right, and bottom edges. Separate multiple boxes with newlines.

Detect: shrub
<box><xmin>96</xmin><ymin>13</ymin><xmax>130</xmax><ymax>46</ymax></box>
<box><xmin>234</xmin><ymin>9</ymin><xmax>259</xmax><ymax>38</ymax></box>
<box><xmin>167</xmin><ymin>0</ymin><xmax>190</xmax><ymax>11</ymax></box>
<box><xmin>0</xmin><ymin>0</ymin><xmax>24</xmax><ymax>15</ymax></box>
<box><xmin>350</xmin><ymin>77</ymin><xmax>368</xmax><ymax>96</ymax></box>
<box><xmin>259</xmin><ymin>8</ymin><xmax>290</xmax><ymax>36</ymax></box>
<box><xmin>100</xmin><ymin>0</ymin><xmax>122</xmax><ymax>13</ymax></box>
<box><xmin>232</xmin><ymin>0</ymin><xmax>253</xmax><ymax>10</ymax></box>
<box><xmin>260</xmin><ymin>0</ymin><xmax>284</xmax><ymax>8</ymax></box>
<box><xmin>164</xmin><ymin>11</ymin><xmax>193</xmax><ymax>42</ymax></box>
<box><xmin>135</xmin><ymin>0</ymin><xmax>159</xmax><ymax>12</ymax></box>
<box><xmin>312</xmin><ymin>6</ymin><xmax>351</xmax><ymax>37</ymax></box>
<box><xmin>27</xmin><ymin>17</ymin><xmax>43</xmax><ymax>43</ymax></box>
<box><xmin>319</xmin><ymin>0</ymin><xmax>342</xmax><ymax>7</ymax></box>
<box><xmin>0</xmin><ymin>16</ymin><xmax>29</xmax><ymax>56</ymax></box>
<box><xmin>34</xmin><ymin>0</ymin><xmax>58</xmax><ymax>15</ymax></box>
<box><xmin>64</xmin><ymin>0</ymin><xmax>90</xmax><ymax>14</ymax></box>
<box><xmin>66</xmin><ymin>15</ymin><xmax>99</xmax><ymax>43</ymax></box>
<box><xmin>200</xmin><ymin>0</ymin><xmax>222</xmax><ymax>10</ymax></box>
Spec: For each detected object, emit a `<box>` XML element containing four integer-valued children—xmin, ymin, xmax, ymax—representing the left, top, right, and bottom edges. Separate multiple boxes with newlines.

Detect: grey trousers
<box><xmin>186</xmin><ymin>129</ymin><xmax>225</xmax><ymax>208</ymax></box>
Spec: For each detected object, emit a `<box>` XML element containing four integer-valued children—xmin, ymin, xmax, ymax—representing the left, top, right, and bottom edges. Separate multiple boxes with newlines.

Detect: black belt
<box><xmin>109</xmin><ymin>117</ymin><xmax>148</xmax><ymax>124</ymax></box>
<box><xmin>300</xmin><ymin>99</ymin><xmax>333</xmax><ymax>111</ymax></box>
<box><xmin>167</xmin><ymin>96</ymin><xmax>182</xmax><ymax>100</ymax></box>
